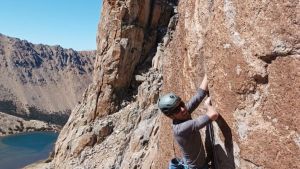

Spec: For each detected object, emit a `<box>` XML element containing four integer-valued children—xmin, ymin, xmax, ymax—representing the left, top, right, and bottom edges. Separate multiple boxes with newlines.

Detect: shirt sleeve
<box><xmin>174</xmin><ymin>115</ymin><xmax>211</xmax><ymax>136</ymax></box>
<box><xmin>186</xmin><ymin>88</ymin><xmax>208</xmax><ymax>114</ymax></box>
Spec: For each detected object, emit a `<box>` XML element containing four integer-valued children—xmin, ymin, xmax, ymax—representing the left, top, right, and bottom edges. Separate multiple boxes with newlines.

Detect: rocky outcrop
<box><xmin>30</xmin><ymin>0</ymin><xmax>176</xmax><ymax>168</ymax></box>
<box><xmin>29</xmin><ymin>0</ymin><xmax>299</xmax><ymax>169</ymax></box>
<box><xmin>157</xmin><ymin>0</ymin><xmax>300</xmax><ymax>169</ymax></box>
<box><xmin>0</xmin><ymin>34</ymin><xmax>95</xmax><ymax>125</ymax></box>
<box><xmin>0</xmin><ymin>112</ymin><xmax>59</xmax><ymax>136</ymax></box>
<box><xmin>47</xmin><ymin>69</ymin><xmax>162</xmax><ymax>168</ymax></box>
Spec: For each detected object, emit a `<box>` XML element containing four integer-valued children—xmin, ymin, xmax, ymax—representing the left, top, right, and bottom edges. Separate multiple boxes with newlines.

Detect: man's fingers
<box><xmin>204</xmin><ymin>97</ymin><xmax>211</xmax><ymax>106</ymax></box>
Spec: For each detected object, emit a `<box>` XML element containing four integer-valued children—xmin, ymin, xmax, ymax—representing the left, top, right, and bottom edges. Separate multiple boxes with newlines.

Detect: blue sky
<box><xmin>0</xmin><ymin>0</ymin><xmax>102</xmax><ymax>51</ymax></box>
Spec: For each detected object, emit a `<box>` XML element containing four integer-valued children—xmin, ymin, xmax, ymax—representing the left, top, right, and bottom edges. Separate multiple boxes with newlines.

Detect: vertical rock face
<box><xmin>157</xmin><ymin>0</ymin><xmax>300</xmax><ymax>169</ymax></box>
<box><xmin>92</xmin><ymin>0</ymin><xmax>174</xmax><ymax>118</ymax></box>
<box><xmin>43</xmin><ymin>0</ymin><xmax>299</xmax><ymax>169</ymax></box>
<box><xmin>47</xmin><ymin>0</ymin><xmax>175</xmax><ymax>168</ymax></box>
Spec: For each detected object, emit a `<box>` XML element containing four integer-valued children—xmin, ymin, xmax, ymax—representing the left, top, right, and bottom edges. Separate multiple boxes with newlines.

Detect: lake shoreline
<box><xmin>0</xmin><ymin>131</ymin><xmax>58</xmax><ymax>169</ymax></box>
<box><xmin>0</xmin><ymin>112</ymin><xmax>61</xmax><ymax>137</ymax></box>
<box><xmin>0</xmin><ymin>128</ymin><xmax>60</xmax><ymax>137</ymax></box>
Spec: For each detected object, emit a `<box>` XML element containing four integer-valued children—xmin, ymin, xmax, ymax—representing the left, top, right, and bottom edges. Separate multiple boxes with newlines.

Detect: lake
<box><xmin>0</xmin><ymin>132</ymin><xmax>58</xmax><ymax>169</ymax></box>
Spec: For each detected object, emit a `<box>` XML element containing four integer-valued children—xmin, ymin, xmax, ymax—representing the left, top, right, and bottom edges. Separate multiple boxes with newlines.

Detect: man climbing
<box><xmin>157</xmin><ymin>74</ymin><xmax>219</xmax><ymax>169</ymax></box>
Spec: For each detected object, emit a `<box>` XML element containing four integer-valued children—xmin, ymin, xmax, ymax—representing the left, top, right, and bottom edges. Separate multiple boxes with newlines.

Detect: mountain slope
<box><xmin>0</xmin><ymin>33</ymin><xmax>95</xmax><ymax>125</ymax></box>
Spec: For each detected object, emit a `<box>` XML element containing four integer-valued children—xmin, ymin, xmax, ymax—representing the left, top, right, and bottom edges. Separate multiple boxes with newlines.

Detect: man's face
<box><xmin>170</xmin><ymin>102</ymin><xmax>190</xmax><ymax>120</ymax></box>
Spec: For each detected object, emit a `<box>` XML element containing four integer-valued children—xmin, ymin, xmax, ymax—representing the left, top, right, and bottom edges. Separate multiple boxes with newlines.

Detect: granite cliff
<box><xmin>29</xmin><ymin>0</ymin><xmax>299</xmax><ymax>168</ymax></box>
<box><xmin>0</xmin><ymin>34</ymin><xmax>95</xmax><ymax>133</ymax></box>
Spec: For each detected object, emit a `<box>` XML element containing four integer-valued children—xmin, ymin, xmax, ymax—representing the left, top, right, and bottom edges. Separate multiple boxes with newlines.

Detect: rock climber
<box><xmin>157</xmin><ymin>74</ymin><xmax>219</xmax><ymax>169</ymax></box>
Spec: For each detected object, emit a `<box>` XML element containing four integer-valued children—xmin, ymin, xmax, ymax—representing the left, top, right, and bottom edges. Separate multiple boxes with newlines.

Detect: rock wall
<box><xmin>32</xmin><ymin>0</ymin><xmax>299</xmax><ymax>169</ymax></box>
<box><xmin>157</xmin><ymin>0</ymin><xmax>300</xmax><ymax>169</ymax></box>
<box><xmin>44</xmin><ymin>0</ymin><xmax>176</xmax><ymax>168</ymax></box>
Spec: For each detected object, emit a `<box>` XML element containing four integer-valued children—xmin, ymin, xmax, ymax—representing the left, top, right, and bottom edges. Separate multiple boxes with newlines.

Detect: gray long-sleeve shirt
<box><xmin>172</xmin><ymin>89</ymin><xmax>210</xmax><ymax>169</ymax></box>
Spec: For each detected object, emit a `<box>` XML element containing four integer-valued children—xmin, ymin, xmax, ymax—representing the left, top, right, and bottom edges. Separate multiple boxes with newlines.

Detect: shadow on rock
<box><xmin>205</xmin><ymin>115</ymin><xmax>235</xmax><ymax>169</ymax></box>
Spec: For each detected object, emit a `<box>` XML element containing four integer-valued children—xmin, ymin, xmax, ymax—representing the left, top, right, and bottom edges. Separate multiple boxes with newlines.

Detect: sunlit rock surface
<box><xmin>0</xmin><ymin>34</ymin><xmax>95</xmax><ymax>126</ymax></box>
<box><xmin>29</xmin><ymin>0</ymin><xmax>299</xmax><ymax>168</ymax></box>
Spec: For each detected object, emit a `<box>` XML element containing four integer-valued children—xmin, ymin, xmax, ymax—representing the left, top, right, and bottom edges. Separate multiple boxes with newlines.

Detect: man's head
<box><xmin>157</xmin><ymin>92</ymin><xmax>190</xmax><ymax>120</ymax></box>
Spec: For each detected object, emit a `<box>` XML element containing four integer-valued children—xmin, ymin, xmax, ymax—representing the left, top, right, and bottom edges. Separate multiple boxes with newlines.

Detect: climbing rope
<box><xmin>208</xmin><ymin>122</ymin><xmax>219</xmax><ymax>169</ymax></box>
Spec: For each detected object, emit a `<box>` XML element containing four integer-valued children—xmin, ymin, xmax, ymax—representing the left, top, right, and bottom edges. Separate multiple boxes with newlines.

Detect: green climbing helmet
<box><xmin>157</xmin><ymin>92</ymin><xmax>182</xmax><ymax>116</ymax></box>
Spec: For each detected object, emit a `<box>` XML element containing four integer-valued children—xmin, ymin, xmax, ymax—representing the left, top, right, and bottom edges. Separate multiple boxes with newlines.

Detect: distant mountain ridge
<box><xmin>0</xmin><ymin>33</ymin><xmax>95</xmax><ymax>125</ymax></box>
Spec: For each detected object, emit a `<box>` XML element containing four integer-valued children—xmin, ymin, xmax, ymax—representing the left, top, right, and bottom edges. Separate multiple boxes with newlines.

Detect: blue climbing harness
<box><xmin>169</xmin><ymin>158</ymin><xmax>209</xmax><ymax>169</ymax></box>
<box><xmin>169</xmin><ymin>158</ymin><xmax>189</xmax><ymax>169</ymax></box>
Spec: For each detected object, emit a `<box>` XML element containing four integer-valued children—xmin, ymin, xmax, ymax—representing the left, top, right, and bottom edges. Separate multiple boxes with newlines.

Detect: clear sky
<box><xmin>0</xmin><ymin>0</ymin><xmax>102</xmax><ymax>51</ymax></box>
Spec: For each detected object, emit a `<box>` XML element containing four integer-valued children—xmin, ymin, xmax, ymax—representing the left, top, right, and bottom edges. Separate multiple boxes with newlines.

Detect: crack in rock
<box><xmin>241</xmin><ymin>158</ymin><xmax>262</xmax><ymax>168</ymax></box>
